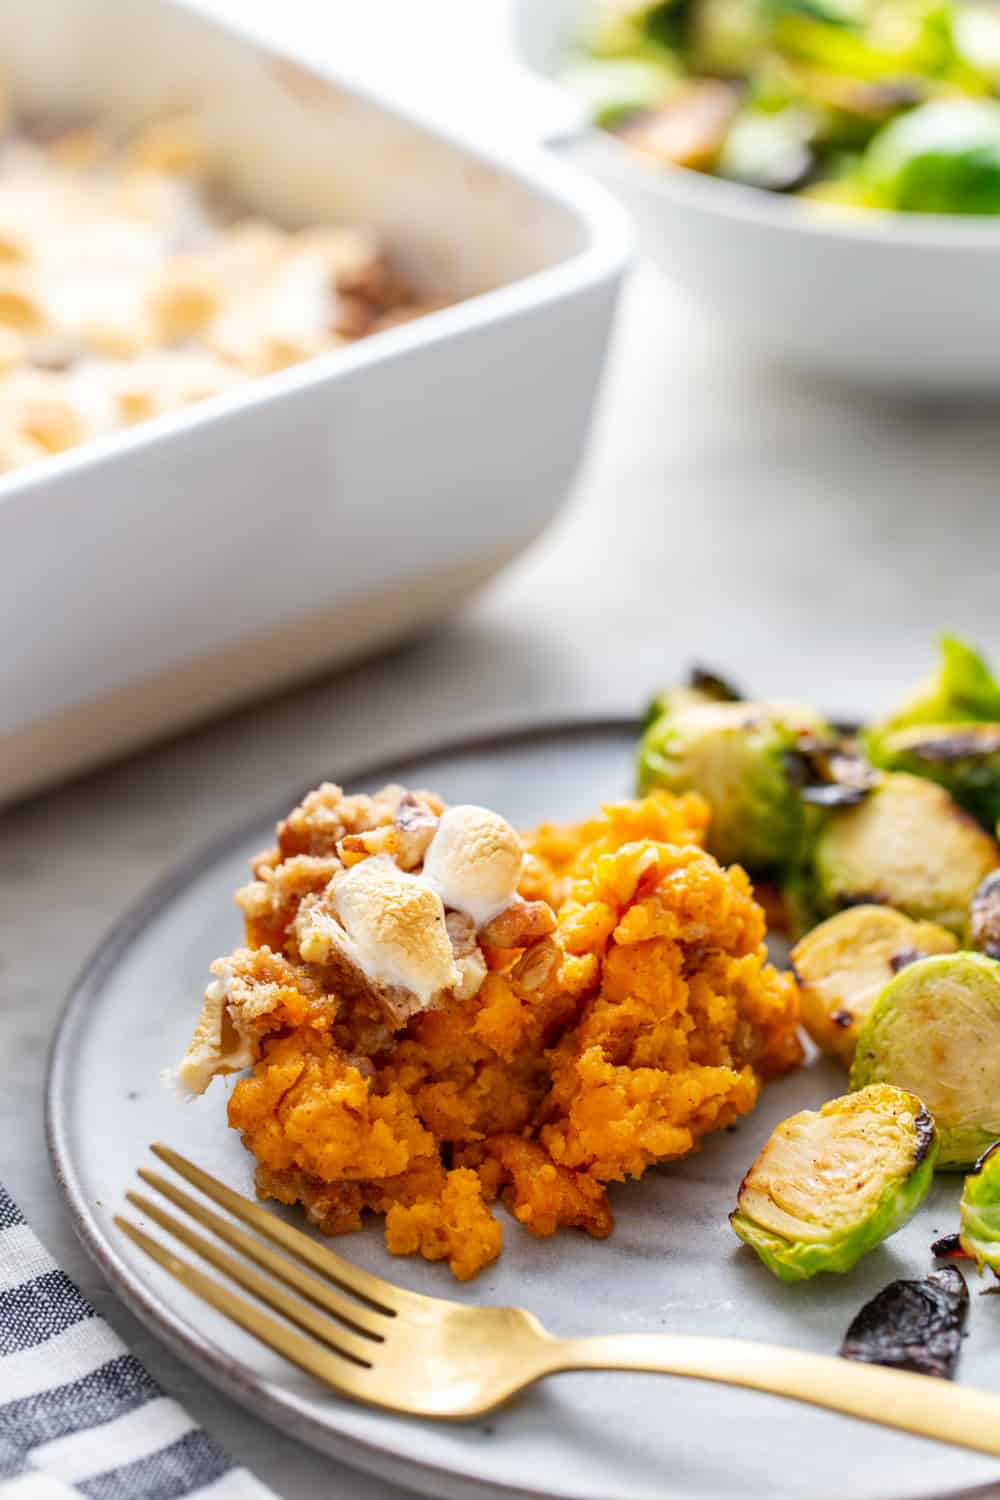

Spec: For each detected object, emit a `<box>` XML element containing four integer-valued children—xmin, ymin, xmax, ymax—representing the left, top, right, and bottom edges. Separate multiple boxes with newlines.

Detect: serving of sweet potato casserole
<box><xmin>177</xmin><ymin>782</ymin><xmax>801</xmax><ymax>1279</ymax></box>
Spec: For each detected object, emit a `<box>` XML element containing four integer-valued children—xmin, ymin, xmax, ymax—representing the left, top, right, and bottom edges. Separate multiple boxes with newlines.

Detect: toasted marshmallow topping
<box><xmin>173</xmin><ymin>965</ymin><xmax>254</xmax><ymax>1096</ymax></box>
<box><xmin>421</xmin><ymin>805</ymin><xmax>523</xmax><ymax>928</ymax></box>
<box><xmin>331</xmin><ymin>854</ymin><xmax>459</xmax><ymax>1008</ymax></box>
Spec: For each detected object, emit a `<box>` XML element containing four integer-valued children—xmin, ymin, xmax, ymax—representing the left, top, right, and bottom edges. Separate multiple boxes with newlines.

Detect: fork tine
<box><xmin>150</xmin><ymin>1144</ymin><xmax>421</xmax><ymax>1316</ymax></box>
<box><xmin>136</xmin><ymin>1169</ymin><xmax>385</xmax><ymax>1341</ymax></box>
<box><xmin>115</xmin><ymin>1216</ymin><xmax>372</xmax><ymax>1402</ymax></box>
<box><xmin>125</xmin><ymin>1192</ymin><xmax>376</xmax><ymax>1366</ymax></box>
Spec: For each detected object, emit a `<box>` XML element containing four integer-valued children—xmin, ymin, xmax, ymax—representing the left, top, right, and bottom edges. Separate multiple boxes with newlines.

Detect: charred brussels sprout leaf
<box><xmin>784</xmin><ymin>736</ymin><xmax>879</xmax><ymax>808</ymax></box>
<box><xmin>791</xmin><ymin>905</ymin><xmax>957</xmax><ymax>1064</ymax></box>
<box><xmin>637</xmin><ymin>693</ymin><xmax>831</xmax><ymax>868</ymax></box>
<box><xmin>851</xmin><ymin>951</ymin><xmax>1000</xmax><ymax>1167</ymax></box>
<box><xmin>812</xmin><ymin>772</ymin><xmax>1000</xmax><ymax>933</ymax></box>
<box><xmin>969</xmin><ymin>869</ymin><xmax>1000</xmax><ymax>959</ymax></box>
<box><xmin>731</xmin><ymin>1084</ymin><xmax>937</xmax><ymax>1281</ymax></box>
<box><xmin>863</xmin><ymin>99</ymin><xmax>1000</xmax><ymax>213</ymax></box>
<box><xmin>840</xmin><ymin>1267</ymin><xmax>969</xmax><ymax>1378</ymax></box>
<box><xmin>688</xmin><ymin>664</ymin><xmax>745</xmax><ymax>702</ymax></box>
<box><xmin>932</xmin><ymin>1231</ymin><xmax>971</xmax><ymax>1261</ymax></box>
<box><xmin>869</xmin><ymin>722</ymin><xmax>1000</xmax><ymax>830</ymax></box>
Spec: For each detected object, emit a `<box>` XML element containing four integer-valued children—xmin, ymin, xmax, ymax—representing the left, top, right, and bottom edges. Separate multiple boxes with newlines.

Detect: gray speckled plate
<box><xmin>46</xmin><ymin>720</ymin><xmax>1000</xmax><ymax>1500</ymax></box>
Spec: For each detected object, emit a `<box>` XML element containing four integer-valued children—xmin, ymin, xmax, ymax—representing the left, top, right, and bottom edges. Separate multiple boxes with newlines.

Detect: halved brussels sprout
<box><xmin>637</xmin><ymin>690</ymin><xmax>831</xmax><ymax>868</ymax></box>
<box><xmin>863</xmin><ymin>99</ymin><xmax>1000</xmax><ymax>213</ymax></box>
<box><xmin>850</xmin><ymin>951</ymin><xmax>1000</xmax><ymax>1167</ymax></box>
<box><xmin>731</xmin><ymin>1084</ymin><xmax>937</xmax><ymax>1281</ymax></box>
<box><xmin>812</xmin><ymin>772</ymin><xmax>1000</xmax><ymax>933</ymax></box>
<box><xmin>959</xmin><ymin>1142</ymin><xmax>1000</xmax><ymax>1272</ymax></box>
<box><xmin>791</xmin><ymin>905</ymin><xmax>958</xmax><ymax>1064</ymax></box>
<box><xmin>869</xmin><ymin>722</ymin><xmax>1000</xmax><ymax>830</ymax></box>
<box><xmin>969</xmin><ymin>869</ymin><xmax>1000</xmax><ymax>958</ymax></box>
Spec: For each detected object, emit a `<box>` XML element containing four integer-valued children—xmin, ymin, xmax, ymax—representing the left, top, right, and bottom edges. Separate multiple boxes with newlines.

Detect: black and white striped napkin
<box><xmin>0</xmin><ymin>1183</ymin><xmax>274</xmax><ymax>1500</ymax></box>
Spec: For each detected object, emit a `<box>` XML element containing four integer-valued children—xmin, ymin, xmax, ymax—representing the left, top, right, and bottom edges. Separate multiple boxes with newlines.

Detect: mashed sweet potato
<box><xmin>193</xmin><ymin>783</ymin><xmax>801</xmax><ymax>1279</ymax></box>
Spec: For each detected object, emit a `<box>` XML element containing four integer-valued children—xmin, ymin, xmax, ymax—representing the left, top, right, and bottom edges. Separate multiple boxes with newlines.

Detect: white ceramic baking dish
<box><xmin>0</xmin><ymin>0</ymin><xmax>631</xmax><ymax>807</ymax></box>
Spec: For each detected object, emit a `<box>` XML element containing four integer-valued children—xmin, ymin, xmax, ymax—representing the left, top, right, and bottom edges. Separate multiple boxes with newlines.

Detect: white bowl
<box><xmin>513</xmin><ymin>0</ymin><xmax>1000</xmax><ymax>393</ymax></box>
<box><xmin>0</xmin><ymin>0</ymin><xmax>631</xmax><ymax>807</ymax></box>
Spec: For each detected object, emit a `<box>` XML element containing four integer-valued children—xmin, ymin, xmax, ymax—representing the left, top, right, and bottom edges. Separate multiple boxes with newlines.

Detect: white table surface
<box><xmin>6</xmin><ymin>5</ymin><xmax>1000</xmax><ymax>1498</ymax></box>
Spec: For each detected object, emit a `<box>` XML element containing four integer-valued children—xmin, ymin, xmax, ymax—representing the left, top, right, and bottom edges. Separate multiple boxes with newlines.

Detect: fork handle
<box><xmin>542</xmin><ymin>1335</ymin><xmax>1000</xmax><ymax>1456</ymax></box>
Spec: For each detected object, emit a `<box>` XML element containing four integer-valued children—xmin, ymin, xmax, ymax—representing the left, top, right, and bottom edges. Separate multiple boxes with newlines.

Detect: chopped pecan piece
<box><xmin>394</xmin><ymin>793</ymin><xmax>439</xmax><ymax>870</ymax></box>
<box><xmin>479</xmin><ymin>896</ymin><xmax>557</xmax><ymax>950</ymax></box>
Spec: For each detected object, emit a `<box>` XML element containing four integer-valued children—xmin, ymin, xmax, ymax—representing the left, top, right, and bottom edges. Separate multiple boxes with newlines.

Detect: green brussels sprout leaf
<box><xmin>868</xmin><ymin>635</ymin><xmax>1000</xmax><ymax>746</ymax></box>
<box><xmin>960</xmin><ymin>1141</ymin><xmax>1000</xmax><ymax>1272</ymax></box>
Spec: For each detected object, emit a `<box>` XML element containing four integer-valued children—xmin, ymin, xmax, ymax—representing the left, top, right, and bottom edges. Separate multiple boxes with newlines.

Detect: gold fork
<box><xmin>117</xmin><ymin>1144</ymin><xmax>1000</xmax><ymax>1452</ymax></box>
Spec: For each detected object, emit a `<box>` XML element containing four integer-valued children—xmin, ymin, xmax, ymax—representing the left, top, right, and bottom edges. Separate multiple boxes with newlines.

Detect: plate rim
<box><xmin>45</xmin><ymin>714</ymin><xmax>644</xmax><ymax>1500</ymax></box>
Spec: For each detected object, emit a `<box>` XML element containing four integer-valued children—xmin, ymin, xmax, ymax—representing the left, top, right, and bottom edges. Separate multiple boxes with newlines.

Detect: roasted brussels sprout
<box><xmin>867</xmin><ymin>635</ymin><xmax>1000</xmax><ymax>745</ymax></box>
<box><xmin>866</xmin><ymin>640</ymin><xmax>1000</xmax><ymax>825</ymax></box>
<box><xmin>637</xmin><ymin>690</ymin><xmax>831</xmax><ymax>868</ymax></box>
<box><xmin>851</xmin><ymin>951</ymin><xmax>1000</xmax><ymax>1167</ymax></box>
<box><xmin>869</xmin><ymin>723</ymin><xmax>1000</xmax><ymax>830</ymax></box>
<box><xmin>812</xmin><ymin>772</ymin><xmax>1000</xmax><ymax>933</ymax></box>
<box><xmin>959</xmin><ymin>1142</ymin><xmax>1000</xmax><ymax>1272</ymax></box>
<box><xmin>969</xmin><ymin>869</ymin><xmax>1000</xmax><ymax>958</ymax></box>
<box><xmin>840</xmin><ymin>1267</ymin><xmax>969</xmax><ymax>1379</ymax></box>
<box><xmin>730</xmin><ymin>1084</ymin><xmax>937</xmax><ymax>1281</ymax></box>
<box><xmin>863</xmin><ymin>99</ymin><xmax>1000</xmax><ymax>213</ymax></box>
<box><xmin>791</xmin><ymin>905</ymin><xmax>958</xmax><ymax>1064</ymax></box>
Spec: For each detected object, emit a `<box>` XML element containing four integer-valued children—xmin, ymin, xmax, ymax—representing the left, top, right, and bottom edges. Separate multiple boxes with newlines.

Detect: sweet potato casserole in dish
<box><xmin>0</xmin><ymin>110</ymin><xmax>440</xmax><ymax>471</ymax></box>
<box><xmin>177</xmin><ymin>781</ymin><xmax>801</xmax><ymax>1279</ymax></box>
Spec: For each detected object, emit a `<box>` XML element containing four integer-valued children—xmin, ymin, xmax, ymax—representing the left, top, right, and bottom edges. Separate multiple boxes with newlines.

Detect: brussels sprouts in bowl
<box><xmin>512</xmin><ymin>0</ymin><xmax>1000</xmax><ymax>388</ymax></box>
<box><xmin>559</xmin><ymin>1</ymin><xmax>1000</xmax><ymax>213</ymax></box>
